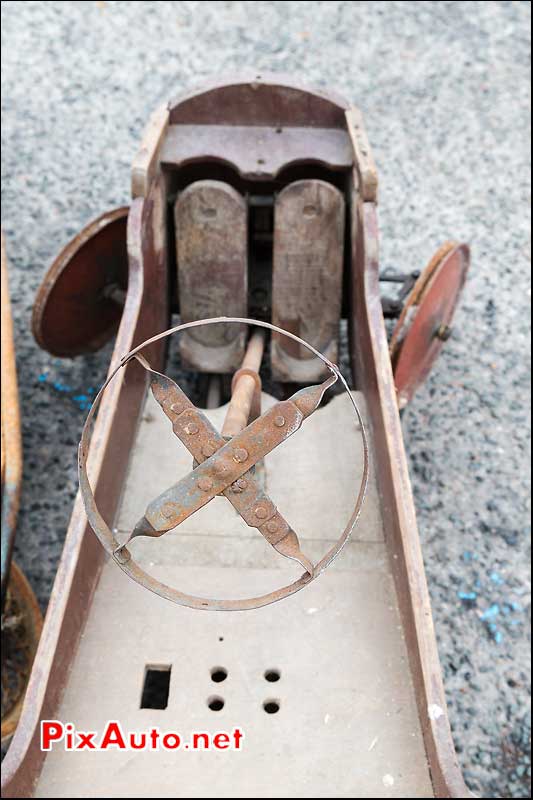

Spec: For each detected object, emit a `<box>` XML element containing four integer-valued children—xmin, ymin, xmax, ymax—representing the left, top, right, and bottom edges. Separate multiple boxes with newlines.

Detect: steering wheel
<box><xmin>79</xmin><ymin>318</ymin><xmax>369</xmax><ymax>611</ymax></box>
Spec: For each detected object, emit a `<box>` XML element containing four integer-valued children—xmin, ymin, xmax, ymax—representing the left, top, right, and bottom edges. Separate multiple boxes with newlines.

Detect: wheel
<box><xmin>390</xmin><ymin>242</ymin><xmax>470</xmax><ymax>409</ymax></box>
<box><xmin>32</xmin><ymin>207</ymin><xmax>129</xmax><ymax>357</ymax></box>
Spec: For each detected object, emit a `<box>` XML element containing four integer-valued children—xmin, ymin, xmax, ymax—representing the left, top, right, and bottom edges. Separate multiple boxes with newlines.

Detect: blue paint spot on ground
<box><xmin>458</xmin><ymin>590</ymin><xmax>477</xmax><ymax>601</ymax></box>
<box><xmin>481</xmin><ymin>604</ymin><xmax>500</xmax><ymax>621</ymax></box>
<box><xmin>37</xmin><ymin>371</ymin><xmax>93</xmax><ymax>412</ymax></box>
<box><xmin>487</xmin><ymin>621</ymin><xmax>503</xmax><ymax>643</ymax></box>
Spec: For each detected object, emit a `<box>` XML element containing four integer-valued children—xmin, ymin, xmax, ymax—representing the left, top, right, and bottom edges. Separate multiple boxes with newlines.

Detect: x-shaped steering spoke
<box><xmin>117</xmin><ymin>355</ymin><xmax>337</xmax><ymax>576</ymax></box>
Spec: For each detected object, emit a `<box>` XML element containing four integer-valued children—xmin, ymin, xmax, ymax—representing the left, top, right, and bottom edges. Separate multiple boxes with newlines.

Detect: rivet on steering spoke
<box><xmin>214</xmin><ymin>461</ymin><xmax>228</xmax><ymax>476</ymax></box>
<box><xmin>170</xmin><ymin>402</ymin><xmax>183</xmax><ymax>414</ymax></box>
<box><xmin>231</xmin><ymin>478</ymin><xmax>248</xmax><ymax>493</ymax></box>
<box><xmin>202</xmin><ymin>443</ymin><xmax>217</xmax><ymax>458</ymax></box>
<box><xmin>114</xmin><ymin>547</ymin><xmax>131</xmax><ymax>564</ymax></box>
<box><xmin>274</xmin><ymin>415</ymin><xmax>286</xmax><ymax>427</ymax></box>
<box><xmin>233</xmin><ymin>447</ymin><xmax>249</xmax><ymax>463</ymax></box>
<box><xmin>266</xmin><ymin>520</ymin><xmax>278</xmax><ymax>534</ymax></box>
<box><xmin>255</xmin><ymin>506</ymin><xmax>269</xmax><ymax>520</ymax></box>
<box><xmin>198</xmin><ymin>477</ymin><xmax>213</xmax><ymax>492</ymax></box>
<box><xmin>185</xmin><ymin>422</ymin><xmax>199</xmax><ymax>435</ymax></box>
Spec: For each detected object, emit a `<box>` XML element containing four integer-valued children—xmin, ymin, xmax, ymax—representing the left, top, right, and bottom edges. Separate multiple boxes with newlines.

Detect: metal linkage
<box><xmin>121</xmin><ymin>350</ymin><xmax>333</xmax><ymax>576</ymax></box>
<box><xmin>221</xmin><ymin>329</ymin><xmax>264</xmax><ymax>437</ymax></box>
<box><xmin>379</xmin><ymin>270</ymin><xmax>421</xmax><ymax>319</ymax></box>
<box><xmin>79</xmin><ymin>318</ymin><xmax>369</xmax><ymax>611</ymax></box>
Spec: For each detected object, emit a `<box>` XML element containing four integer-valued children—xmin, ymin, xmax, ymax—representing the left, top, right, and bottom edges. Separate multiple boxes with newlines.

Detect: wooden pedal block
<box><xmin>175</xmin><ymin>180</ymin><xmax>247</xmax><ymax>373</ymax></box>
<box><xmin>271</xmin><ymin>179</ymin><xmax>345</xmax><ymax>381</ymax></box>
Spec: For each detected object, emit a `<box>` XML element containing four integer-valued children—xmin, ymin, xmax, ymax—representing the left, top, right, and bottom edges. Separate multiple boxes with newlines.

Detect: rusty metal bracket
<box><xmin>380</xmin><ymin>269</ymin><xmax>421</xmax><ymax>319</ymax></box>
<box><xmin>123</xmin><ymin>356</ymin><xmax>322</xmax><ymax>575</ymax></box>
<box><xmin>79</xmin><ymin>318</ymin><xmax>369</xmax><ymax>611</ymax></box>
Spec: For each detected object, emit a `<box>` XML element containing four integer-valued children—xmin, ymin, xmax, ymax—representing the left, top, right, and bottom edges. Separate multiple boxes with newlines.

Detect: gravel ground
<box><xmin>1</xmin><ymin>1</ymin><xmax>531</xmax><ymax>797</ymax></box>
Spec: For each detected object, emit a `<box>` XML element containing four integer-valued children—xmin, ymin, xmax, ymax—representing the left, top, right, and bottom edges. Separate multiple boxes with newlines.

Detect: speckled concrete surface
<box><xmin>1</xmin><ymin>1</ymin><xmax>531</xmax><ymax>797</ymax></box>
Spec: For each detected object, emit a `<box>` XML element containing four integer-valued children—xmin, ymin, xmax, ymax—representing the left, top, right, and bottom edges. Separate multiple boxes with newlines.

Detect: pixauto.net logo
<box><xmin>40</xmin><ymin>721</ymin><xmax>244</xmax><ymax>752</ymax></box>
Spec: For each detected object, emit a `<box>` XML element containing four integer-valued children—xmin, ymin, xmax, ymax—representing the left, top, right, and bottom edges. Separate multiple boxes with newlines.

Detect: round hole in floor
<box><xmin>207</xmin><ymin>695</ymin><xmax>225</xmax><ymax>711</ymax></box>
<box><xmin>218</xmin><ymin>636</ymin><xmax>224</xmax><ymax>642</ymax></box>
<box><xmin>211</xmin><ymin>667</ymin><xmax>228</xmax><ymax>683</ymax></box>
<box><xmin>264</xmin><ymin>669</ymin><xmax>281</xmax><ymax>683</ymax></box>
<box><xmin>263</xmin><ymin>699</ymin><xmax>280</xmax><ymax>714</ymax></box>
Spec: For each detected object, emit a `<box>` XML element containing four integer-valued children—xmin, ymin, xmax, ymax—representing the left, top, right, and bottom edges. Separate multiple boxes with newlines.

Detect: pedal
<box><xmin>271</xmin><ymin>179</ymin><xmax>345</xmax><ymax>381</ymax></box>
<box><xmin>175</xmin><ymin>180</ymin><xmax>247</xmax><ymax>372</ymax></box>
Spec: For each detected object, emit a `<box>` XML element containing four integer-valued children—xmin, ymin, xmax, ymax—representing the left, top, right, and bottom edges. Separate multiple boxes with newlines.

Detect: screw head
<box><xmin>436</xmin><ymin>323</ymin><xmax>452</xmax><ymax>342</ymax></box>
<box><xmin>231</xmin><ymin>477</ymin><xmax>248</xmax><ymax>493</ymax></box>
<box><xmin>114</xmin><ymin>548</ymin><xmax>131</xmax><ymax>564</ymax></box>
<box><xmin>233</xmin><ymin>447</ymin><xmax>249</xmax><ymax>463</ymax></box>
<box><xmin>198</xmin><ymin>477</ymin><xmax>213</xmax><ymax>492</ymax></box>
<box><xmin>184</xmin><ymin>422</ymin><xmax>199</xmax><ymax>435</ymax></box>
<box><xmin>274</xmin><ymin>415</ymin><xmax>286</xmax><ymax>428</ymax></box>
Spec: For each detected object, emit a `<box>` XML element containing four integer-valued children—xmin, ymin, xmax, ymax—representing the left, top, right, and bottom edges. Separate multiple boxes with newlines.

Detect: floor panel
<box><xmin>36</xmin><ymin>392</ymin><xmax>432</xmax><ymax>798</ymax></box>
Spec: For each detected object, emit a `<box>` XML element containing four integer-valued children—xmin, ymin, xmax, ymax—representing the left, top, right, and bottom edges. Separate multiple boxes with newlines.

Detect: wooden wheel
<box><xmin>32</xmin><ymin>207</ymin><xmax>129</xmax><ymax>357</ymax></box>
<box><xmin>390</xmin><ymin>242</ymin><xmax>470</xmax><ymax>408</ymax></box>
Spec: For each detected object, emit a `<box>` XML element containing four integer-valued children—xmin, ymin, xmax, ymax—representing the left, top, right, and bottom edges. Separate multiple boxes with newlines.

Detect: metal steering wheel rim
<box><xmin>78</xmin><ymin>317</ymin><xmax>369</xmax><ymax>611</ymax></box>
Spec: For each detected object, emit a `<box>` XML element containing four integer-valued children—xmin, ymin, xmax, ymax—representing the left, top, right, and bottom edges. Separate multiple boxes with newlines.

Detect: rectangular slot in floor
<box><xmin>140</xmin><ymin>666</ymin><xmax>171</xmax><ymax>710</ymax></box>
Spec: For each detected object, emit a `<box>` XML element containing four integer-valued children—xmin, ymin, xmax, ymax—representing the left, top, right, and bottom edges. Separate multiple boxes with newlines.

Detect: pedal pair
<box><xmin>175</xmin><ymin>178</ymin><xmax>345</xmax><ymax>381</ymax></box>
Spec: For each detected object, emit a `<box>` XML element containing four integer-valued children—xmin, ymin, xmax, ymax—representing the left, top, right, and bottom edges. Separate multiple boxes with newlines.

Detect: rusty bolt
<box><xmin>162</xmin><ymin>502</ymin><xmax>177</xmax><ymax>519</ymax></box>
<box><xmin>436</xmin><ymin>324</ymin><xmax>452</xmax><ymax>342</ymax></box>
<box><xmin>114</xmin><ymin>548</ymin><xmax>131</xmax><ymax>565</ymax></box>
<box><xmin>266</xmin><ymin>520</ymin><xmax>278</xmax><ymax>534</ymax></box>
<box><xmin>230</xmin><ymin>478</ymin><xmax>248</xmax><ymax>494</ymax></box>
<box><xmin>198</xmin><ymin>477</ymin><xmax>213</xmax><ymax>492</ymax></box>
<box><xmin>255</xmin><ymin>506</ymin><xmax>269</xmax><ymax>520</ymax></box>
<box><xmin>213</xmin><ymin>461</ymin><xmax>228</xmax><ymax>476</ymax></box>
<box><xmin>202</xmin><ymin>443</ymin><xmax>217</xmax><ymax>458</ymax></box>
<box><xmin>233</xmin><ymin>447</ymin><xmax>249</xmax><ymax>463</ymax></box>
<box><xmin>274</xmin><ymin>415</ymin><xmax>286</xmax><ymax>428</ymax></box>
<box><xmin>170</xmin><ymin>402</ymin><xmax>183</xmax><ymax>414</ymax></box>
<box><xmin>184</xmin><ymin>422</ymin><xmax>199</xmax><ymax>435</ymax></box>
